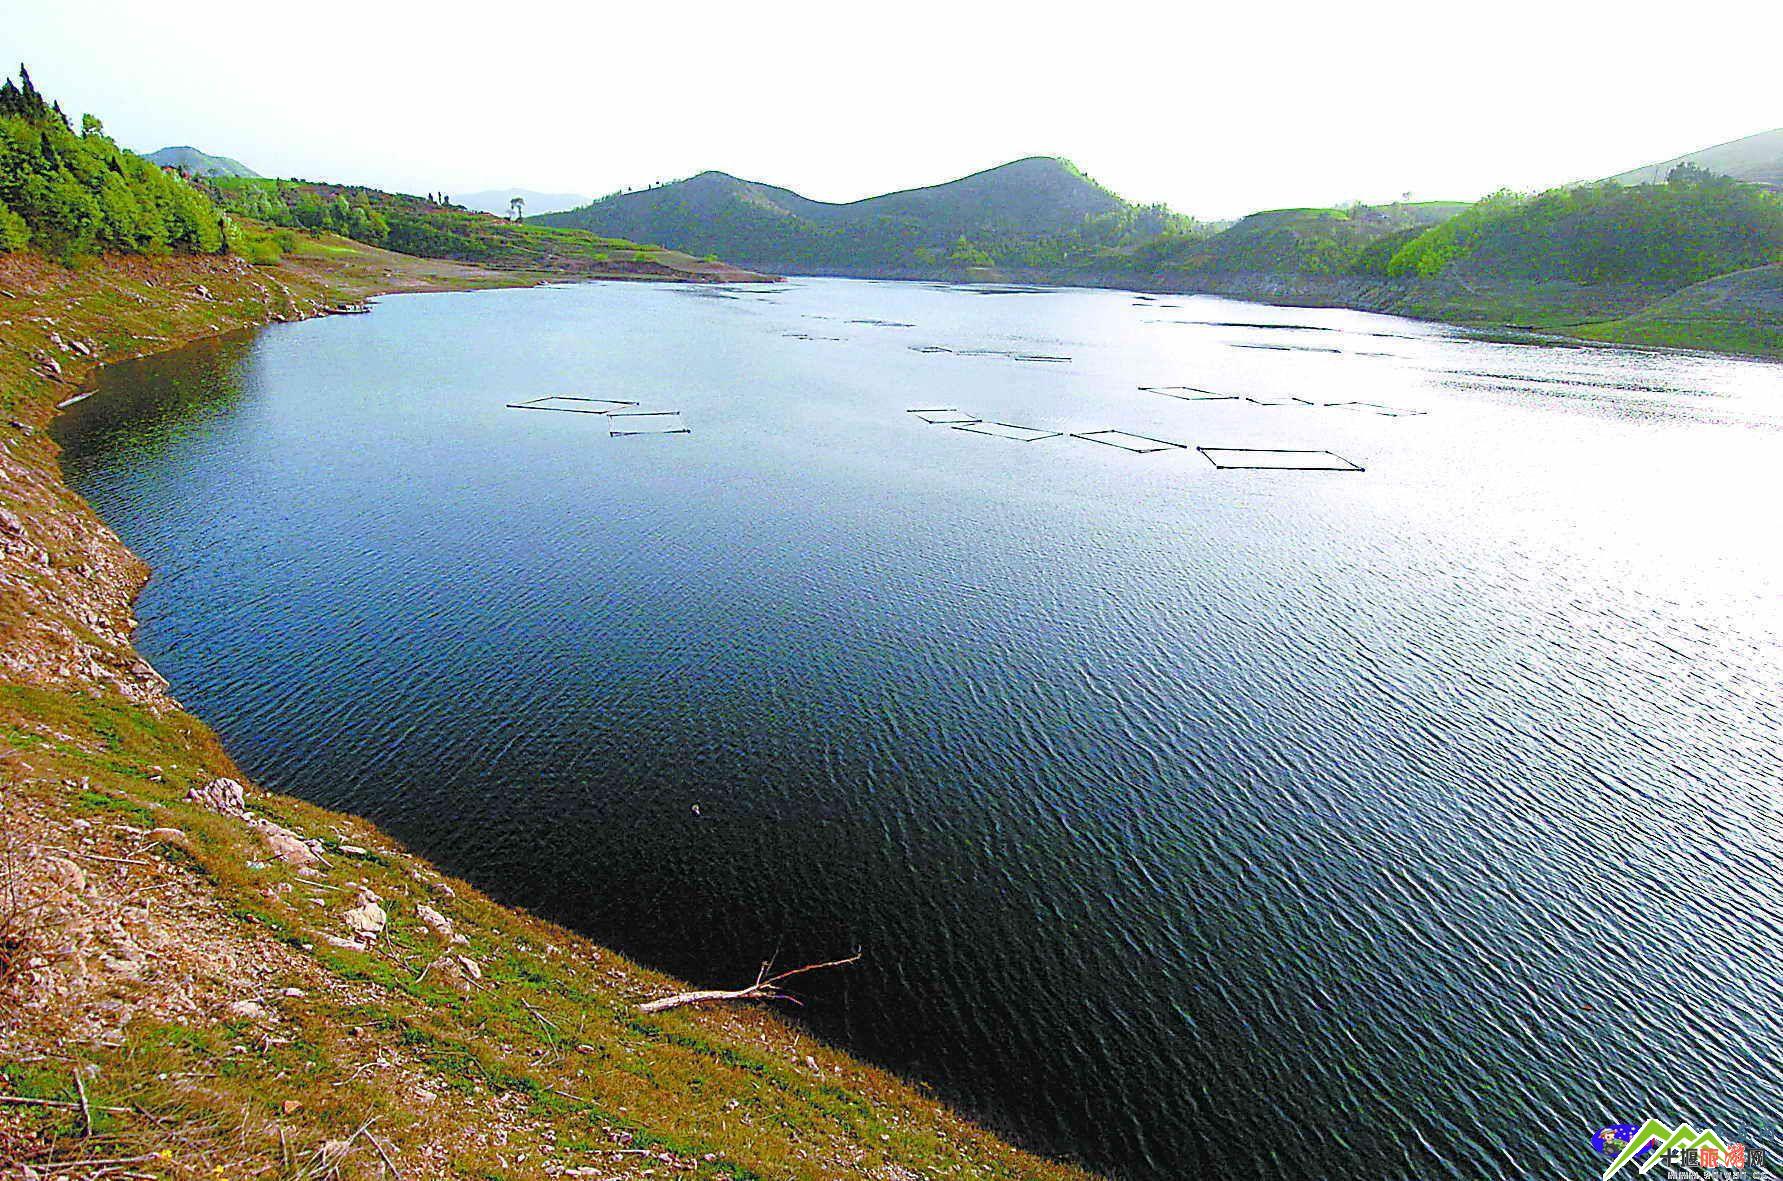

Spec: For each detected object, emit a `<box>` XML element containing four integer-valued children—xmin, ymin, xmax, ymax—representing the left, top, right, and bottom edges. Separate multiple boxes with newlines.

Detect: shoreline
<box><xmin>743</xmin><ymin>263</ymin><xmax>1783</xmax><ymax>363</ymax></box>
<box><xmin>0</xmin><ymin>244</ymin><xmax>1091</xmax><ymax>1179</ymax></box>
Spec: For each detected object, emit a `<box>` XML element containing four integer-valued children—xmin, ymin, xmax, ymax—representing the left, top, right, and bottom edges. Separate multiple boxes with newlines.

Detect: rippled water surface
<box><xmin>56</xmin><ymin>279</ymin><xmax>1783</xmax><ymax>1179</ymax></box>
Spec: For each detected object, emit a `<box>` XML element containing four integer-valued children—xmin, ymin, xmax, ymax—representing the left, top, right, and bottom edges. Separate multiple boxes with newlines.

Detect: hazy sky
<box><xmin>9</xmin><ymin>0</ymin><xmax>1780</xmax><ymax>217</ymax></box>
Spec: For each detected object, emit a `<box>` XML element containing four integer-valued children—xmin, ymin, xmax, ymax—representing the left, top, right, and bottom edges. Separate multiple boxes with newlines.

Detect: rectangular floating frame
<box><xmin>609</xmin><ymin>411</ymin><xmax>690</xmax><ymax>437</ymax></box>
<box><xmin>1140</xmin><ymin>385</ymin><xmax>1240</xmax><ymax>402</ymax></box>
<box><xmin>1197</xmin><ymin>447</ymin><xmax>1364</xmax><ymax>472</ymax></box>
<box><xmin>507</xmin><ymin>395</ymin><xmax>641</xmax><ymax>414</ymax></box>
<box><xmin>1073</xmin><ymin>429</ymin><xmax>1186</xmax><ymax>454</ymax></box>
<box><xmin>908</xmin><ymin>408</ymin><xmax>982</xmax><ymax>425</ymax></box>
<box><xmin>952</xmin><ymin>421</ymin><xmax>1062</xmax><ymax>442</ymax></box>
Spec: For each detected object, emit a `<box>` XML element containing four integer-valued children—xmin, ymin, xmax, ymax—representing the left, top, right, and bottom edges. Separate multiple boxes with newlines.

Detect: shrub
<box><xmin>0</xmin><ymin>196</ymin><xmax>27</xmax><ymax>251</ymax></box>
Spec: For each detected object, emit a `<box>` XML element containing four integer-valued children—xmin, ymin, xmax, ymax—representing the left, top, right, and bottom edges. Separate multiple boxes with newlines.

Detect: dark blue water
<box><xmin>54</xmin><ymin>279</ymin><xmax>1783</xmax><ymax>1179</ymax></box>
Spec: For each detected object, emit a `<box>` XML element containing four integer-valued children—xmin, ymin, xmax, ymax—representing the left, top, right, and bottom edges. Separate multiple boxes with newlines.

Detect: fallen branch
<box><xmin>639</xmin><ymin>951</ymin><xmax>862</xmax><ymax>1013</ymax></box>
<box><xmin>0</xmin><ymin>1095</ymin><xmax>133</xmax><ymax>1115</ymax></box>
<box><xmin>73</xmin><ymin>1067</ymin><xmax>92</xmax><ymax>1135</ymax></box>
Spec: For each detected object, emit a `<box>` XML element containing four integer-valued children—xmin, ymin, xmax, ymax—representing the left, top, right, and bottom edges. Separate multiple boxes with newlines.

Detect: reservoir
<box><xmin>55</xmin><ymin>278</ymin><xmax>1783</xmax><ymax>1179</ymax></box>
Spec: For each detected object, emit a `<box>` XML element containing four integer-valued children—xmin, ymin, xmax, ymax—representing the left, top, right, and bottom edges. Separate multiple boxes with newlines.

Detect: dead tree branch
<box><xmin>639</xmin><ymin>951</ymin><xmax>862</xmax><ymax>1013</ymax></box>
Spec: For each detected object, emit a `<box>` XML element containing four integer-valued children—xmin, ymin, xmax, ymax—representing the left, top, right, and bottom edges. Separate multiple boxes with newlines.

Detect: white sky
<box><xmin>7</xmin><ymin>0</ymin><xmax>1780</xmax><ymax>218</ymax></box>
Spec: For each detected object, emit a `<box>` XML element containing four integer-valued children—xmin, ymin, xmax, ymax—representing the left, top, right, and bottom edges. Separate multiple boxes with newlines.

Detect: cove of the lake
<box><xmin>55</xmin><ymin>277</ymin><xmax>1783</xmax><ymax>1180</ymax></box>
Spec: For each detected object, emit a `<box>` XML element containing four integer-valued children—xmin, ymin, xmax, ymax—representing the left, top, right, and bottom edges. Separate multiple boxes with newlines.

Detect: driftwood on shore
<box><xmin>639</xmin><ymin>952</ymin><xmax>862</xmax><ymax>1013</ymax></box>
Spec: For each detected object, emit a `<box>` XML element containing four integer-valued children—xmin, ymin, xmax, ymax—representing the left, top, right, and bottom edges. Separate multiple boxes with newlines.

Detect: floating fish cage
<box><xmin>1196</xmin><ymin>447</ymin><xmax>1364</xmax><ymax>471</ymax></box>
<box><xmin>507</xmin><ymin>396</ymin><xmax>639</xmax><ymax>415</ymax></box>
<box><xmin>609</xmin><ymin>411</ymin><xmax>690</xmax><ymax>437</ymax></box>
<box><xmin>908</xmin><ymin>408</ymin><xmax>981</xmax><ymax>425</ymax></box>
<box><xmin>1073</xmin><ymin>429</ymin><xmax>1185</xmax><ymax>454</ymax></box>
<box><xmin>952</xmin><ymin>421</ymin><xmax>1062</xmax><ymax>442</ymax></box>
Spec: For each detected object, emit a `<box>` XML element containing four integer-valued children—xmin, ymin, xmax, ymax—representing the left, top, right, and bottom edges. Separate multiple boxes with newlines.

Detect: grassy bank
<box><xmin>0</xmin><ymin>244</ymin><xmax>1090</xmax><ymax>1181</ymax></box>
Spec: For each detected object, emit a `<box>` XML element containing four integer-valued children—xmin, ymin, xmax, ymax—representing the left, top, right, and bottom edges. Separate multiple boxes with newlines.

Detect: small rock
<box><xmin>455</xmin><ymin>954</ymin><xmax>482</xmax><ymax>980</ymax></box>
<box><xmin>147</xmin><ymin>826</ymin><xmax>186</xmax><ymax>844</ymax></box>
<box><xmin>425</xmin><ymin>955</ymin><xmax>474</xmax><ymax>995</ymax></box>
<box><xmin>248</xmin><ymin>817</ymin><xmax>318</xmax><ymax>867</ymax></box>
<box><xmin>343</xmin><ymin>899</ymin><xmax>388</xmax><ymax>942</ymax></box>
<box><xmin>339</xmin><ymin>844</ymin><xmax>368</xmax><ymax>856</ymax></box>
<box><xmin>283</xmin><ymin>987</ymin><xmax>306</xmax><ymax>998</ymax></box>
<box><xmin>416</xmin><ymin>904</ymin><xmax>455</xmax><ymax>939</ymax></box>
<box><xmin>43</xmin><ymin>856</ymin><xmax>86</xmax><ymax>895</ymax></box>
<box><xmin>187</xmin><ymin>777</ymin><xmax>246</xmax><ymax>816</ymax></box>
<box><xmin>282</xmin><ymin>1099</ymin><xmax>302</xmax><ymax>1114</ymax></box>
<box><xmin>226</xmin><ymin>999</ymin><xmax>272</xmax><ymax>1023</ymax></box>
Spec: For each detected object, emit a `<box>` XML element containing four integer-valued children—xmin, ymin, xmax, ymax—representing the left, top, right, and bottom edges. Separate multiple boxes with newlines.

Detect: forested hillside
<box><xmin>1382</xmin><ymin>168</ymin><xmax>1783</xmax><ymax>286</ymax></box>
<box><xmin>204</xmin><ymin>176</ymin><xmax>724</xmax><ymax>273</ymax></box>
<box><xmin>0</xmin><ymin>67</ymin><xmax>757</xmax><ymax>282</ymax></box>
<box><xmin>534</xmin><ymin>157</ymin><xmax>1195</xmax><ymax>273</ymax></box>
<box><xmin>0</xmin><ymin>66</ymin><xmax>224</xmax><ymax>258</ymax></box>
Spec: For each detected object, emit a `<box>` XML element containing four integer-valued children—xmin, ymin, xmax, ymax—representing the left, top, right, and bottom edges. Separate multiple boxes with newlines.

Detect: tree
<box><xmin>508</xmin><ymin>195</ymin><xmax>525</xmax><ymax>221</ymax></box>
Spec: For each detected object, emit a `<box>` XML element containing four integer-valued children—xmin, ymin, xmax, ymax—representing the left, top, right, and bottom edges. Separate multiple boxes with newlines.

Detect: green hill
<box><xmin>1130</xmin><ymin>202</ymin><xmax>1468</xmax><ymax>277</ymax></box>
<box><xmin>534</xmin><ymin>156</ymin><xmax>1132</xmax><ymax>273</ymax></box>
<box><xmin>203</xmin><ymin>176</ymin><xmax>763</xmax><ymax>278</ymax></box>
<box><xmin>1610</xmin><ymin>127</ymin><xmax>1783</xmax><ymax>188</ymax></box>
<box><xmin>1385</xmin><ymin>172</ymin><xmax>1783</xmax><ymax>286</ymax></box>
<box><xmin>0</xmin><ymin>68</ymin><xmax>225</xmax><ymax>258</ymax></box>
<box><xmin>146</xmin><ymin>144</ymin><xmax>259</xmax><ymax>178</ymax></box>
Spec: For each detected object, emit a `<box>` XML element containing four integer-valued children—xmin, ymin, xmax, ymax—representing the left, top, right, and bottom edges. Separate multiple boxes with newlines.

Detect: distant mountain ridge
<box><xmin>146</xmin><ymin>145</ymin><xmax>257</xmax><ymax>178</ymax></box>
<box><xmin>1611</xmin><ymin>127</ymin><xmax>1783</xmax><ymax>188</ymax></box>
<box><xmin>533</xmin><ymin>157</ymin><xmax>1128</xmax><ymax>274</ymax></box>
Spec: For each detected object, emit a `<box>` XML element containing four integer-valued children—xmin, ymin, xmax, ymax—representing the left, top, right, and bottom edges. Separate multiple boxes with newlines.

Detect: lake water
<box><xmin>55</xmin><ymin>278</ymin><xmax>1783</xmax><ymax>1179</ymax></box>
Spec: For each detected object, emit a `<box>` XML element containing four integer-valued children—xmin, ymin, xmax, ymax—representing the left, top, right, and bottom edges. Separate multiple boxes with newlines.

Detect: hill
<box><xmin>203</xmin><ymin>176</ymin><xmax>771</xmax><ymax>280</ymax></box>
<box><xmin>456</xmin><ymin>187</ymin><xmax>591</xmax><ymax>217</ymax></box>
<box><xmin>1</xmin><ymin>70</ymin><xmax>225</xmax><ymax>258</ymax></box>
<box><xmin>1610</xmin><ymin>127</ymin><xmax>1783</xmax><ymax>188</ymax></box>
<box><xmin>146</xmin><ymin>144</ymin><xmax>258</xmax><ymax>177</ymax></box>
<box><xmin>534</xmin><ymin>156</ymin><xmax>1131</xmax><ymax>274</ymax></box>
<box><xmin>1128</xmin><ymin>202</ymin><xmax>1468</xmax><ymax>277</ymax></box>
<box><xmin>1384</xmin><ymin>172</ymin><xmax>1783</xmax><ymax>286</ymax></box>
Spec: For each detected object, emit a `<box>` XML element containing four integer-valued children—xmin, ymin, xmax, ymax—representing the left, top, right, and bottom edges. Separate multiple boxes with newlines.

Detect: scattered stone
<box><xmin>425</xmin><ymin>955</ymin><xmax>474</xmax><ymax>995</ymax></box>
<box><xmin>146</xmin><ymin>826</ymin><xmax>186</xmax><ymax>845</ymax></box>
<box><xmin>343</xmin><ymin>896</ymin><xmax>388</xmax><ymax>942</ymax></box>
<box><xmin>42</xmin><ymin>855</ymin><xmax>86</xmax><ymax>895</ymax></box>
<box><xmin>250</xmin><ymin>818</ymin><xmax>319</xmax><ymax>867</ymax></box>
<box><xmin>187</xmin><ymin>777</ymin><xmax>246</xmax><ymax>816</ymax></box>
<box><xmin>282</xmin><ymin>1099</ymin><xmax>302</xmax><ymax>1115</ymax></box>
<box><xmin>455</xmin><ymin>954</ymin><xmax>482</xmax><ymax>981</ymax></box>
<box><xmin>416</xmin><ymin>904</ymin><xmax>455</xmax><ymax>939</ymax></box>
<box><xmin>339</xmin><ymin>843</ymin><xmax>369</xmax><ymax>856</ymax></box>
<box><xmin>226</xmin><ymin>999</ymin><xmax>272</xmax><ymax>1023</ymax></box>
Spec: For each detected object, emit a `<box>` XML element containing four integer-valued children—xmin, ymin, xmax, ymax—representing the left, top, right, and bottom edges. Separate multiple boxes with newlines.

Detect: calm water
<box><xmin>56</xmin><ymin>279</ymin><xmax>1783</xmax><ymax>1179</ymax></box>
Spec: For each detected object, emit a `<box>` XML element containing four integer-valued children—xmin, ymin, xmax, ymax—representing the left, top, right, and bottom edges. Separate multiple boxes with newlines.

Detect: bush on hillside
<box><xmin>0</xmin><ymin>195</ymin><xmax>27</xmax><ymax>251</ymax></box>
<box><xmin>1388</xmin><ymin>173</ymin><xmax>1783</xmax><ymax>286</ymax></box>
<box><xmin>0</xmin><ymin>66</ymin><xmax>225</xmax><ymax>259</ymax></box>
